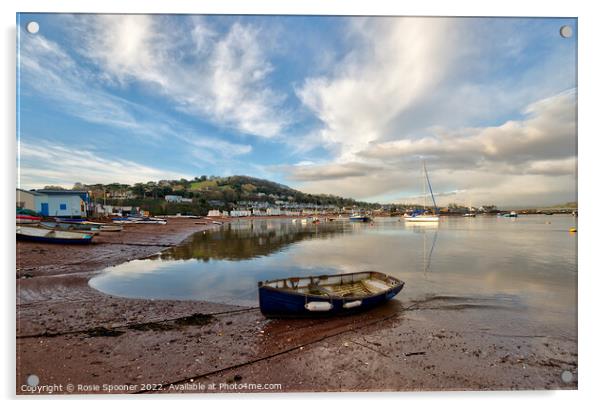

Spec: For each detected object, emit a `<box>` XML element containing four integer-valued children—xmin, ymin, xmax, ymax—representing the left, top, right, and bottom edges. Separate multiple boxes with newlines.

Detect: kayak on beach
<box><xmin>258</xmin><ymin>271</ymin><xmax>404</xmax><ymax>317</ymax></box>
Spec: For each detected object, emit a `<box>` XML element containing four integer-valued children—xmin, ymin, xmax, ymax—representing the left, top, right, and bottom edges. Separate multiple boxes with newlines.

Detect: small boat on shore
<box><xmin>258</xmin><ymin>271</ymin><xmax>404</xmax><ymax>317</ymax></box>
<box><xmin>500</xmin><ymin>211</ymin><xmax>518</xmax><ymax>218</ymax></box>
<box><xmin>463</xmin><ymin>213</ymin><xmax>476</xmax><ymax>217</ymax></box>
<box><xmin>40</xmin><ymin>221</ymin><xmax>101</xmax><ymax>235</ymax></box>
<box><xmin>99</xmin><ymin>224</ymin><xmax>123</xmax><ymax>232</ymax></box>
<box><xmin>112</xmin><ymin>217</ymin><xmax>167</xmax><ymax>225</ymax></box>
<box><xmin>17</xmin><ymin>226</ymin><xmax>94</xmax><ymax>244</ymax></box>
<box><xmin>16</xmin><ymin>215</ymin><xmax>42</xmax><ymax>224</ymax></box>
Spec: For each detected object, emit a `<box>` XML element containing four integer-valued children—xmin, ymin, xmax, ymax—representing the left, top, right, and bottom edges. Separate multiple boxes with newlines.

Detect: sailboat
<box><xmin>404</xmin><ymin>161</ymin><xmax>440</xmax><ymax>222</ymax></box>
<box><xmin>463</xmin><ymin>197</ymin><xmax>476</xmax><ymax>217</ymax></box>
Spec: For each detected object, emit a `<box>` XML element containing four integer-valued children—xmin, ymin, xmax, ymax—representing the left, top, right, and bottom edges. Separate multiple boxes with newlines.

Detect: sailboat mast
<box><xmin>422</xmin><ymin>161</ymin><xmax>427</xmax><ymax>210</ymax></box>
<box><xmin>423</xmin><ymin>161</ymin><xmax>438</xmax><ymax>213</ymax></box>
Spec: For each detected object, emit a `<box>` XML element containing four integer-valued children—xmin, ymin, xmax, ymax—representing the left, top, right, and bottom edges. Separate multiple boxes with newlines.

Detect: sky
<box><xmin>16</xmin><ymin>14</ymin><xmax>577</xmax><ymax>207</ymax></box>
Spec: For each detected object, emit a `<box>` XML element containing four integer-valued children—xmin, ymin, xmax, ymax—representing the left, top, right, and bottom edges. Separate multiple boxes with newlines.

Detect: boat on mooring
<box><xmin>258</xmin><ymin>271</ymin><xmax>404</xmax><ymax>317</ymax></box>
<box><xmin>17</xmin><ymin>226</ymin><xmax>94</xmax><ymax>244</ymax></box>
<box><xmin>403</xmin><ymin>161</ymin><xmax>440</xmax><ymax>223</ymax></box>
<box><xmin>349</xmin><ymin>213</ymin><xmax>371</xmax><ymax>222</ymax></box>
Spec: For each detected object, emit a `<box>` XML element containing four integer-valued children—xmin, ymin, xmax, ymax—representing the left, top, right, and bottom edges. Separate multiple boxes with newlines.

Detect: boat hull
<box><xmin>349</xmin><ymin>216</ymin><xmax>371</xmax><ymax>222</ymax></box>
<box><xmin>258</xmin><ymin>271</ymin><xmax>404</xmax><ymax>317</ymax></box>
<box><xmin>17</xmin><ymin>234</ymin><xmax>93</xmax><ymax>244</ymax></box>
<box><xmin>16</xmin><ymin>215</ymin><xmax>42</xmax><ymax>224</ymax></box>
<box><xmin>17</xmin><ymin>227</ymin><xmax>93</xmax><ymax>244</ymax></box>
<box><xmin>403</xmin><ymin>216</ymin><xmax>440</xmax><ymax>222</ymax></box>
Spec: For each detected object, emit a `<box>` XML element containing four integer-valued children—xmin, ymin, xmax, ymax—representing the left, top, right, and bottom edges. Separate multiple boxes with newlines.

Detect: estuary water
<box><xmin>89</xmin><ymin>215</ymin><xmax>577</xmax><ymax>333</ymax></box>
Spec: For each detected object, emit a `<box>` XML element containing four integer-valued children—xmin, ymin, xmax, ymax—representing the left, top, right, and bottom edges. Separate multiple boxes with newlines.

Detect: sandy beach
<box><xmin>16</xmin><ymin>218</ymin><xmax>577</xmax><ymax>394</ymax></box>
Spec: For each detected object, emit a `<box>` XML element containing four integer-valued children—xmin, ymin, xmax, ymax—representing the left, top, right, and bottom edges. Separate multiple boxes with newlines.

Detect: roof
<box><xmin>17</xmin><ymin>188</ymin><xmax>43</xmax><ymax>196</ymax></box>
<box><xmin>31</xmin><ymin>189</ymin><xmax>91</xmax><ymax>202</ymax></box>
<box><xmin>33</xmin><ymin>189</ymin><xmax>89</xmax><ymax>195</ymax></box>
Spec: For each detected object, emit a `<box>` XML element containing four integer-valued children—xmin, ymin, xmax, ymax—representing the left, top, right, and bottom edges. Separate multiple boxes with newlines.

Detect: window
<box><xmin>60</xmin><ymin>203</ymin><xmax>67</xmax><ymax>210</ymax></box>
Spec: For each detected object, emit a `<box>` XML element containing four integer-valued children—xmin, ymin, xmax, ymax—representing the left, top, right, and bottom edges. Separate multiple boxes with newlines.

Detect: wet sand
<box><xmin>16</xmin><ymin>218</ymin><xmax>577</xmax><ymax>394</ymax></box>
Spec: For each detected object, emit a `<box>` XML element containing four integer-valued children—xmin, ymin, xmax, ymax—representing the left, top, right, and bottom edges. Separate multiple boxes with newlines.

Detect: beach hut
<box><xmin>32</xmin><ymin>189</ymin><xmax>91</xmax><ymax>217</ymax></box>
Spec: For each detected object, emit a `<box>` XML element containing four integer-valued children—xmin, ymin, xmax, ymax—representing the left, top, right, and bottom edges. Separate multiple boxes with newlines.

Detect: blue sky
<box><xmin>17</xmin><ymin>14</ymin><xmax>577</xmax><ymax>206</ymax></box>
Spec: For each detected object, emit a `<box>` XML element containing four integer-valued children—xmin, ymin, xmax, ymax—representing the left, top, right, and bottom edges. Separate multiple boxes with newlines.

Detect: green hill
<box><xmin>80</xmin><ymin>175</ymin><xmax>378</xmax><ymax>214</ymax></box>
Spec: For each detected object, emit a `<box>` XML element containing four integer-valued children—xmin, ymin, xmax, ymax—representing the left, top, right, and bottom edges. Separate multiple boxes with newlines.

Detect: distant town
<box><xmin>17</xmin><ymin>175</ymin><xmax>577</xmax><ymax>218</ymax></box>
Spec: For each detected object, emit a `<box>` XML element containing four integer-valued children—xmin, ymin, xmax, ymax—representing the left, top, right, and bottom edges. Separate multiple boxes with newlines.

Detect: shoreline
<box><xmin>16</xmin><ymin>218</ymin><xmax>577</xmax><ymax>394</ymax></box>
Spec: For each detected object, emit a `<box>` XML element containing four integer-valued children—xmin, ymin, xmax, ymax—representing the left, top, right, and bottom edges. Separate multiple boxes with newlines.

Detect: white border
<box><xmin>3</xmin><ymin>1</ymin><xmax>601</xmax><ymax>407</ymax></box>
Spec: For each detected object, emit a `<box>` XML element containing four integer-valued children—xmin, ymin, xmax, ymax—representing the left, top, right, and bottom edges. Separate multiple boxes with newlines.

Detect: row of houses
<box><xmin>165</xmin><ymin>195</ymin><xmax>193</xmax><ymax>203</ymax></box>
<box><xmin>207</xmin><ymin>208</ymin><xmax>337</xmax><ymax>217</ymax></box>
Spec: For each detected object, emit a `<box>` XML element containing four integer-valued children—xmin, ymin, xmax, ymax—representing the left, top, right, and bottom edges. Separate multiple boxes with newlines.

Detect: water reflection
<box><xmin>155</xmin><ymin>220</ymin><xmax>349</xmax><ymax>262</ymax></box>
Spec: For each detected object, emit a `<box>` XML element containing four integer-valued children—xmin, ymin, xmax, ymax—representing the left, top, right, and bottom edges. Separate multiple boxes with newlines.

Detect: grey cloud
<box><xmin>357</xmin><ymin>89</ymin><xmax>577</xmax><ymax>174</ymax></box>
<box><xmin>285</xmin><ymin>162</ymin><xmax>382</xmax><ymax>182</ymax></box>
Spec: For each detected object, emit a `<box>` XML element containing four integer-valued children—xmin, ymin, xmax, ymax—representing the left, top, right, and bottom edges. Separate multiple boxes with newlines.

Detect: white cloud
<box><xmin>19</xmin><ymin>27</ymin><xmax>253</xmax><ymax>163</ymax></box>
<box><xmin>76</xmin><ymin>15</ymin><xmax>288</xmax><ymax>138</ymax></box>
<box><xmin>18</xmin><ymin>141</ymin><xmax>193</xmax><ymax>189</ymax></box>
<box><xmin>296</xmin><ymin>18</ymin><xmax>457</xmax><ymax>160</ymax></box>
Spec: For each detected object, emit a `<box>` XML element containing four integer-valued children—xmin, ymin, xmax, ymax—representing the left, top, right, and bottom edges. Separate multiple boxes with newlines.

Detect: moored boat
<box><xmin>403</xmin><ymin>161</ymin><xmax>440</xmax><ymax>223</ymax></box>
<box><xmin>17</xmin><ymin>226</ymin><xmax>94</xmax><ymax>244</ymax></box>
<box><xmin>404</xmin><ymin>214</ymin><xmax>440</xmax><ymax>222</ymax></box>
<box><xmin>258</xmin><ymin>271</ymin><xmax>404</xmax><ymax>317</ymax></box>
<box><xmin>349</xmin><ymin>214</ymin><xmax>371</xmax><ymax>222</ymax></box>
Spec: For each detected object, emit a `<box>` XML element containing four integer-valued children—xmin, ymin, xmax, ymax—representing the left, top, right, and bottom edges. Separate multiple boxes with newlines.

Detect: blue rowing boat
<box><xmin>258</xmin><ymin>271</ymin><xmax>404</xmax><ymax>317</ymax></box>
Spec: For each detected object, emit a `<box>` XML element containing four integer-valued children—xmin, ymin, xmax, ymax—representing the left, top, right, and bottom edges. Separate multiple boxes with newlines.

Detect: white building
<box><xmin>207</xmin><ymin>209</ymin><xmax>224</xmax><ymax>217</ymax></box>
<box><xmin>266</xmin><ymin>208</ymin><xmax>282</xmax><ymax>216</ymax></box>
<box><xmin>230</xmin><ymin>209</ymin><xmax>252</xmax><ymax>217</ymax></box>
<box><xmin>165</xmin><ymin>195</ymin><xmax>183</xmax><ymax>203</ymax></box>
<box><xmin>31</xmin><ymin>190</ymin><xmax>90</xmax><ymax>217</ymax></box>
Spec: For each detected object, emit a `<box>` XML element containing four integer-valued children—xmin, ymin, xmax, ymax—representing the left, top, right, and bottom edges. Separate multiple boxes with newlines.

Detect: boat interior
<box><xmin>262</xmin><ymin>272</ymin><xmax>400</xmax><ymax>298</ymax></box>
